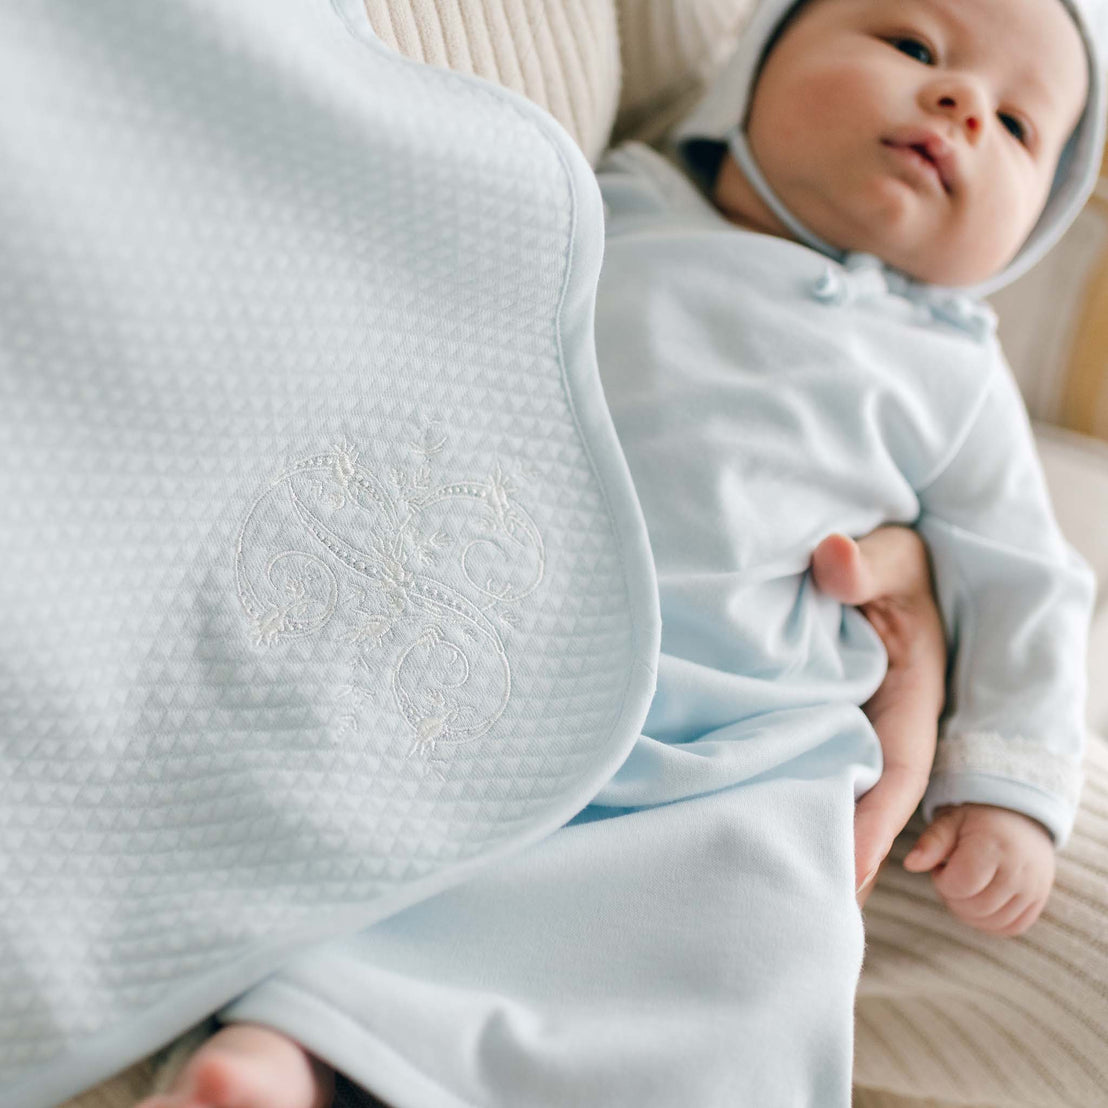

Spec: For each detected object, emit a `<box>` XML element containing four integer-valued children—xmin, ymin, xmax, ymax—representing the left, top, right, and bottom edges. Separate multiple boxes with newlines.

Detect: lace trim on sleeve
<box><xmin>932</xmin><ymin>731</ymin><xmax>1084</xmax><ymax>809</ymax></box>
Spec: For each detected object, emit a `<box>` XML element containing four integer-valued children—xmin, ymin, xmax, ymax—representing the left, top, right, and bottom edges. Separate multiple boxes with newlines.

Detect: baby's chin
<box><xmin>875</xmin><ymin>245</ymin><xmax>1014</xmax><ymax>289</ymax></box>
<box><xmin>804</xmin><ymin>190</ymin><xmax>1028</xmax><ymax>288</ymax></box>
<box><xmin>832</xmin><ymin>227</ymin><xmax>1020</xmax><ymax>288</ymax></box>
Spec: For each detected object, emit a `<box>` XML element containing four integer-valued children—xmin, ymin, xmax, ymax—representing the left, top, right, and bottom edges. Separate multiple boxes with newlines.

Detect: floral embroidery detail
<box><xmin>235</xmin><ymin>430</ymin><xmax>545</xmax><ymax>764</ymax></box>
<box><xmin>245</xmin><ymin>552</ymin><xmax>338</xmax><ymax>647</ymax></box>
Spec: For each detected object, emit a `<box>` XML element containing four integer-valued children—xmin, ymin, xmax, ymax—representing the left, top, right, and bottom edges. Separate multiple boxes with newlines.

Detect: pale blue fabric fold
<box><xmin>0</xmin><ymin>2</ymin><xmax>659</xmax><ymax>1103</ymax></box>
<box><xmin>223</xmin><ymin>770</ymin><xmax>870</xmax><ymax>1108</ymax></box>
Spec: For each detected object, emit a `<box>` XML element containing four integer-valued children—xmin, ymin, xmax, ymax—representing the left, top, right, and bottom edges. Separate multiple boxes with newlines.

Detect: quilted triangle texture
<box><xmin>0</xmin><ymin>0</ymin><xmax>659</xmax><ymax>1103</ymax></box>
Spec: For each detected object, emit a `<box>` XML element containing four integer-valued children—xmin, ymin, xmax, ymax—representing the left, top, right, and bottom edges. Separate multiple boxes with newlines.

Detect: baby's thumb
<box><xmin>903</xmin><ymin>810</ymin><xmax>960</xmax><ymax>871</ymax></box>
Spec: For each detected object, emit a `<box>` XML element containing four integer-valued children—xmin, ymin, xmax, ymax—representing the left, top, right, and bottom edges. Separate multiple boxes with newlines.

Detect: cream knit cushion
<box><xmin>55</xmin><ymin>1062</ymin><xmax>157</xmax><ymax>1108</ymax></box>
<box><xmin>362</xmin><ymin>0</ymin><xmax>621</xmax><ymax>165</ymax></box>
<box><xmin>1037</xmin><ymin>425</ymin><xmax>1108</xmax><ymax>735</ymax></box>
<box><xmin>612</xmin><ymin>0</ymin><xmax>755</xmax><ymax>147</ymax></box>
<box><xmin>854</xmin><ymin>728</ymin><xmax>1108</xmax><ymax>1108</ymax></box>
<box><xmin>992</xmin><ymin>173</ymin><xmax>1108</xmax><ymax>446</ymax></box>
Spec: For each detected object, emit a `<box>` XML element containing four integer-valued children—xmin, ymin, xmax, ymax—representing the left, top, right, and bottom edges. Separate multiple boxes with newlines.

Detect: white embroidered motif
<box><xmin>932</xmin><ymin>730</ymin><xmax>1084</xmax><ymax>808</ymax></box>
<box><xmin>234</xmin><ymin>431</ymin><xmax>545</xmax><ymax>764</ymax></box>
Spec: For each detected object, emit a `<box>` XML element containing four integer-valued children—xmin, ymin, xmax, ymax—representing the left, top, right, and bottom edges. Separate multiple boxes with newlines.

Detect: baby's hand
<box><xmin>903</xmin><ymin>803</ymin><xmax>1055</xmax><ymax>936</ymax></box>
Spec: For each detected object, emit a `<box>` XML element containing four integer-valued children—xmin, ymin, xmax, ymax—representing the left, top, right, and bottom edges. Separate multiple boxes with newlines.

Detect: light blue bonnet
<box><xmin>669</xmin><ymin>0</ymin><xmax>1108</xmax><ymax>307</ymax></box>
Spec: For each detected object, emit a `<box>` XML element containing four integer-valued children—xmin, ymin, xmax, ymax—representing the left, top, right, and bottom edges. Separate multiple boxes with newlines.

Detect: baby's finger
<box><xmin>995</xmin><ymin>896</ymin><xmax>1048</xmax><ymax>937</ymax></box>
<box><xmin>949</xmin><ymin>889</ymin><xmax>1030</xmax><ymax>933</ymax></box>
<box><xmin>902</xmin><ymin>811</ymin><xmax>960</xmax><ymax>872</ymax></box>
<box><xmin>930</xmin><ymin>840</ymin><xmax>1000</xmax><ymax>900</ymax></box>
<box><xmin>980</xmin><ymin>890</ymin><xmax>1033</xmax><ymax>931</ymax></box>
<box><xmin>942</xmin><ymin>868</ymin><xmax>1022</xmax><ymax>919</ymax></box>
<box><xmin>946</xmin><ymin>883</ymin><xmax>1021</xmax><ymax>927</ymax></box>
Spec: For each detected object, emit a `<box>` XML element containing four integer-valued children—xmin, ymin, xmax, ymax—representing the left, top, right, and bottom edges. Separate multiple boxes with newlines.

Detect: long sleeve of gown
<box><xmin>916</xmin><ymin>353</ymin><xmax>1095</xmax><ymax>847</ymax></box>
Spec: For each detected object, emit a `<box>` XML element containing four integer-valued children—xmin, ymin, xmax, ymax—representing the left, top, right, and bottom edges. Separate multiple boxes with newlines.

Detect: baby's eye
<box><xmin>999</xmin><ymin>113</ymin><xmax>1027</xmax><ymax>144</ymax></box>
<box><xmin>890</xmin><ymin>37</ymin><xmax>934</xmax><ymax>65</ymax></box>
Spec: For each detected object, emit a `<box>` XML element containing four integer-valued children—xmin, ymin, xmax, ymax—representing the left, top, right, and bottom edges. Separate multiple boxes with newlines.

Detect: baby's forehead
<box><xmin>799</xmin><ymin>0</ymin><xmax>1070</xmax><ymax>49</ymax></box>
<box><xmin>795</xmin><ymin>0</ymin><xmax>1087</xmax><ymax>117</ymax></box>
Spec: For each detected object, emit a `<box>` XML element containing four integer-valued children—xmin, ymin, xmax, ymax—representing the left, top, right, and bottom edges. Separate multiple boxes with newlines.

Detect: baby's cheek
<box><xmin>942</xmin><ymin>174</ymin><xmax>1045</xmax><ymax>286</ymax></box>
<box><xmin>752</xmin><ymin>60</ymin><xmax>862</xmax><ymax>149</ymax></box>
<box><xmin>909</xmin><ymin>204</ymin><xmax>1013</xmax><ymax>288</ymax></box>
<box><xmin>803</xmin><ymin>59</ymin><xmax>888</xmax><ymax>130</ymax></box>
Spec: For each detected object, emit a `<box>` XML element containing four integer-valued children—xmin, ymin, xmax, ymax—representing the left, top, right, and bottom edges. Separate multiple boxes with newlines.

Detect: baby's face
<box><xmin>716</xmin><ymin>0</ymin><xmax>1088</xmax><ymax>285</ymax></box>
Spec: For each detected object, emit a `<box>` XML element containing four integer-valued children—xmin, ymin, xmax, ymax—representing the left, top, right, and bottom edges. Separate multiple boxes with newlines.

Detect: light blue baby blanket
<box><xmin>0</xmin><ymin>2</ymin><xmax>659</xmax><ymax>1104</ymax></box>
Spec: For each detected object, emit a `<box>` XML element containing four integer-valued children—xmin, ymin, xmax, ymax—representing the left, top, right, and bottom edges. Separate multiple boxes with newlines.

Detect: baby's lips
<box><xmin>883</xmin><ymin>126</ymin><xmax>960</xmax><ymax>192</ymax></box>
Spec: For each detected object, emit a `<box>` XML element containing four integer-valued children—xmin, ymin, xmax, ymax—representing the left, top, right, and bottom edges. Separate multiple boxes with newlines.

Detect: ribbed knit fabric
<box><xmin>54</xmin><ymin>1063</ymin><xmax>156</xmax><ymax>1108</ymax></box>
<box><xmin>611</xmin><ymin>0</ymin><xmax>755</xmax><ymax>147</ymax></box>
<box><xmin>855</xmin><ymin>729</ymin><xmax>1108</xmax><ymax>1108</ymax></box>
<box><xmin>362</xmin><ymin>0</ymin><xmax>621</xmax><ymax>165</ymax></box>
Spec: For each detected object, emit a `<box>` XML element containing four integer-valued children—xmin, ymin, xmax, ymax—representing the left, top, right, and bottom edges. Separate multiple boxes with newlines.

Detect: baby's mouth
<box><xmin>882</xmin><ymin>136</ymin><xmax>955</xmax><ymax>194</ymax></box>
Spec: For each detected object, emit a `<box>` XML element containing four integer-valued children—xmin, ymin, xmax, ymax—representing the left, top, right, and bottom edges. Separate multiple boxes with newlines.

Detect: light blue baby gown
<box><xmin>218</xmin><ymin>142</ymin><xmax>1093</xmax><ymax>1107</ymax></box>
<box><xmin>589</xmin><ymin>142</ymin><xmax>1092</xmax><ymax>845</ymax></box>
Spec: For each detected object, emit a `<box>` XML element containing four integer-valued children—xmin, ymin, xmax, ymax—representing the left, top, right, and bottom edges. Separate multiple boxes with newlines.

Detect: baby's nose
<box><xmin>939</xmin><ymin>93</ymin><xmax>980</xmax><ymax>134</ymax></box>
<box><xmin>924</xmin><ymin>76</ymin><xmax>988</xmax><ymax>139</ymax></box>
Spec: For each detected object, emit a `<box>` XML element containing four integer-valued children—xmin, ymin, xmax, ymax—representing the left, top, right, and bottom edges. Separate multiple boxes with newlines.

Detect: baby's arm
<box><xmin>912</xmin><ymin>354</ymin><xmax>1094</xmax><ymax>932</ymax></box>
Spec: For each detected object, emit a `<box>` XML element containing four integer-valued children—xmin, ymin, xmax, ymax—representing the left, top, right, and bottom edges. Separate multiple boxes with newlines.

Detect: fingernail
<box><xmin>856</xmin><ymin>865</ymin><xmax>879</xmax><ymax>893</ymax></box>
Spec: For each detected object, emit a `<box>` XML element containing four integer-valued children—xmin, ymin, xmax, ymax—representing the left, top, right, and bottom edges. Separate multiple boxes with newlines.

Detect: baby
<box><xmin>141</xmin><ymin>0</ymin><xmax>1103</xmax><ymax>1105</ymax></box>
<box><xmin>615</xmin><ymin>0</ymin><xmax>1099</xmax><ymax>930</ymax></box>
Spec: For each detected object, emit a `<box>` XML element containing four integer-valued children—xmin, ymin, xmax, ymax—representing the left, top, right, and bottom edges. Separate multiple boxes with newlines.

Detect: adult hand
<box><xmin>811</xmin><ymin>528</ymin><xmax>946</xmax><ymax>907</ymax></box>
